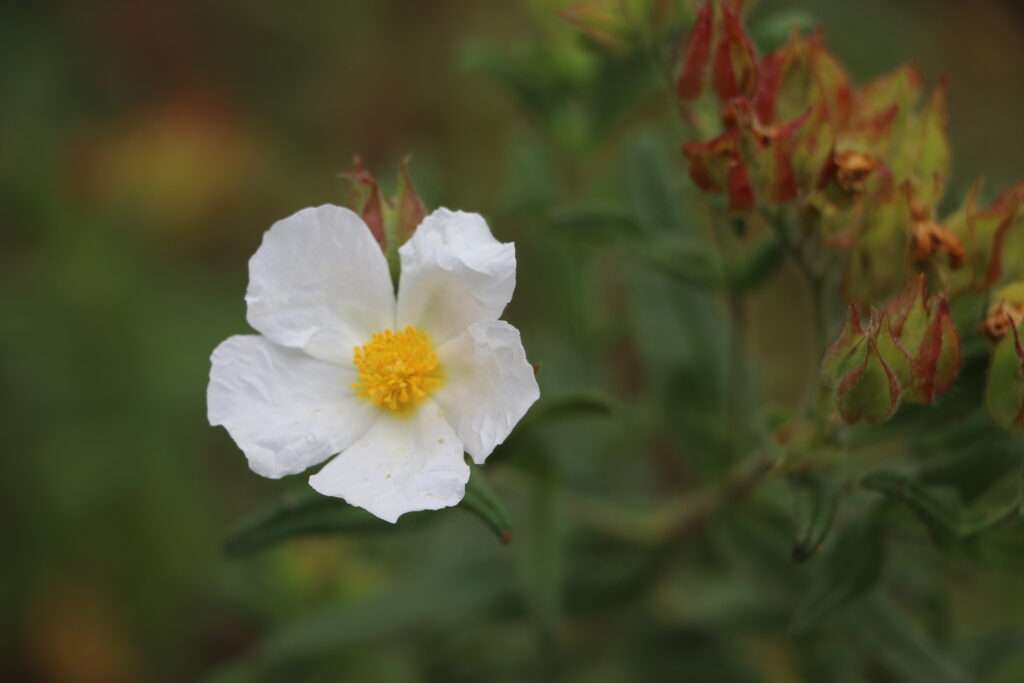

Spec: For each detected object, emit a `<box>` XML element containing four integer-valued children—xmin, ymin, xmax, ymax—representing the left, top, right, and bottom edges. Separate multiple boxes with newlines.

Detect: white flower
<box><xmin>207</xmin><ymin>205</ymin><xmax>540</xmax><ymax>522</ymax></box>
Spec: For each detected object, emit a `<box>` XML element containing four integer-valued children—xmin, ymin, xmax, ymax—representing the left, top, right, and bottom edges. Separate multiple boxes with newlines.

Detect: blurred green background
<box><xmin>4</xmin><ymin>1</ymin><xmax>1024</xmax><ymax>681</ymax></box>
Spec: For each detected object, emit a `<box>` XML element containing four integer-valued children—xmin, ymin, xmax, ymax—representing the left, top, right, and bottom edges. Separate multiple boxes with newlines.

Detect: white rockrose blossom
<box><xmin>208</xmin><ymin>205</ymin><xmax>540</xmax><ymax>522</ymax></box>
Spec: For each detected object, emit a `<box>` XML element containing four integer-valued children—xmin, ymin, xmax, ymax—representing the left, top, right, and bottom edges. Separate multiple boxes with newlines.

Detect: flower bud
<box><xmin>886</xmin><ymin>276</ymin><xmax>961</xmax><ymax>404</ymax></box>
<box><xmin>675</xmin><ymin>1</ymin><xmax>713</xmax><ymax>101</ymax></box>
<box><xmin>822</xmin><ymin>306</ymin><xmax>903</xmax><ymax>425</ymax></box>
<box><xmin>836</xmin><ymin>337</ymin><xmax>901</xmax><ymax>425</ymax></box>
<box><xmin>712</xmin><ymin>2</ymin><xmax>758</xmax><ymax>103</ymax></box>
<box><xmin>342</xmin><ymin>156</ymin><xmax>429</xmax><ymax>252</ymax></box>
<box><xmin>942</xmin><ymin>180</ymin><xmax>1021</xmax><ymax>291</ymax></box>
<box><xmin>985</xmin><ymin>322</ymin><xmax>1024</xmax><ymax>430</ymax></box>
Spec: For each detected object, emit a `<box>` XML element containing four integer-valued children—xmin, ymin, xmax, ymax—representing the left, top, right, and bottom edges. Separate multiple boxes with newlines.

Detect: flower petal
<box><xmin>308</xmin><ymin>402</ymin><xmax>469</xmax><ymax>523</ymax></box>
<box><xmin>433</xmin><ymin>321</ymin><xmax>540</xmax><ymax>465</ymax></box>
<box><xmin>246</xmin><ymin>205</ymin><xmax>395</xmax><ymax>364</ymax></box>
<box><xmin>396</xmin><ymin>209</ymin><xmax>515</xmax><ymax>345</ymax></box>
<box><xmin>208</xmin><ymin>335</ymin><xmax>376</xmax><ymax>479</ymax></box>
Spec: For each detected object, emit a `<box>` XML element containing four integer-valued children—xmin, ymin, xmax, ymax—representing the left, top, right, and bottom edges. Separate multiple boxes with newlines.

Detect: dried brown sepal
<box><xmin>832</xmin><ymin>150</ymin><xmax>878</xmax><ymax>193</ymax></box>
<box><xmin>983</xmin><ymin>302</ymin><xmax>1024</xmax><ymax>340</ymax></box>
<box><xmin>982</xmin><ymin>283</ymin><xmax>1024</xmax><ymax>339</ymax></box>
<box><xmin>910</xmin><ymin>220</ymin><xmax>965</xmax><ymax>269</ymax></box>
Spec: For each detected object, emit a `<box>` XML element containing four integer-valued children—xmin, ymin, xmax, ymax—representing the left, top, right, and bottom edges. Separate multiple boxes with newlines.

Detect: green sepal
<box><xmin>837</xmin><ymin>338</ymin><xmax>901</xmax><ymax>425</ymax></box>
<box><xmin>985</xmin><ymin>323</ymin><xmax>1024</xmax><ymax>430</ymax></box>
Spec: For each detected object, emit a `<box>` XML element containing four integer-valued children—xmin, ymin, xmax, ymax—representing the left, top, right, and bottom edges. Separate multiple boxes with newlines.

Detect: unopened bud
<box><xmin>985</xmin><ymin>322</ymin><xmax>1024</xmax><ymax>430</ymax></box>
<box><xmin>837</xmin><ymin>337</ymin><xmax>901</xmax><ymax>425</ymax></box>
<box><xmin>341</xmin><ymin>155</ymin><xmax>429</xmax><ymax>252</ymax></box>
<box><xmin>884</xmin><ymin>276</ymin><xmax>962</xmax><ymax>404</ymax></box>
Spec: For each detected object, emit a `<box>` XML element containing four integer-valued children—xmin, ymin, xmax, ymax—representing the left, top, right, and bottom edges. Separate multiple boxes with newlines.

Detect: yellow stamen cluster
<box><xmin>352</xmin><ymin>326</ymin><xmax>443</xmax><ymax>412</ymax></box>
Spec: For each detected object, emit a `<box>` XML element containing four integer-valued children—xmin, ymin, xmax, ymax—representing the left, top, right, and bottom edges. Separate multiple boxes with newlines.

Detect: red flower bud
<box><xmin>712</xmin><ymin>1</ymin><xmax>758</xmax><ymax>103</ymax></box>
<box><xmin>676</xmin><ymin>2</ymin><xmax>713</xmax><ymax>102</ymax></box>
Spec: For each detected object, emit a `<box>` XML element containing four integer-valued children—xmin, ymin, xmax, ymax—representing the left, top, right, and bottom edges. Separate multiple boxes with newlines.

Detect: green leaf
<box><xmin>641</xmin><ymin>238</ymin><xmax>725</xmax><ymax>288</ymax></box>
<box><xmin>789</xmin><ymin>473</ymin><xmax>841</xmax><ymax>562</ymax></box>
<box><xmin>523</xmin><ymin>391</ymin><xmax>617</xmax><ymax>427</ymax></box>
<box><xmin>518</xmin><ymin>472</ymin><xmax>563</xmax><ymax>642</ymax></box>
<box><xmin>851</xmin><ymin>596</ymin><xmax>971</xmax><ymax>683</ymax></box>
<box><xmin>460</xmin><ymin>468</ymin><xmax>514</xmax><ymax>543</ymax></box>
<box><xmin>225</xmin><ymin>466</ymin><xmax>519</xmax><ymax>555</ymax></box>
<box><xmin>790</xmin><ymin>516</ymin><xmax>885</xmax><ymax>634</ymax></box>
<box><xmin>863</xmin><ymin>470</ymin><xmax>1022</xmax><ymax>541</ymax></box>
<box><xmin>861</xmin><ymin>471</ymin><xmax>959</xmax><ymax>542</ymax></box>
<box><xmin>206</xmin><ymin>562</ymin><xmax>511</xmax><ymax>680</ymax></box>
<box><xmin>622</xmin><ymin>133</ymin><xmax>686</xmax><ymax>234</ymax></box>
<box><xmin>547</xmin><ymin>203</ymin><xmax>643</xmax><ymax>243</ymax></box>
<box><xmin>223</xmin><ymin>489</ymin><xmax>407</xmax><ymax>556</ymax></box>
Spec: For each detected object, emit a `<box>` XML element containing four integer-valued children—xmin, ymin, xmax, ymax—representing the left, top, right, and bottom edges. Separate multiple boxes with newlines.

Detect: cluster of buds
<box><xmin>342</xmin><ymin>155</ymin><xmax>427</xmax><ymax>254</ymax></box>
<box><xmin>673</xmin><ymin>1</ymin><xmax>1023</xmax><ymax>304</ymax></box>
<box><xmin>822</xmin><ymin>276</ymin><xmax>960</xmax><ymax>424</ymax></box>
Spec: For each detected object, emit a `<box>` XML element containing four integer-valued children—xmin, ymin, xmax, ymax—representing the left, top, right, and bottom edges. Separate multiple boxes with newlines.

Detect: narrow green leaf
<box><xmin>461</xmin><ymin>468</ymin><xmax>514</xmax><ymax>543</ymax></box>
<box><xmin>790</xmin><ymin>517</ymin><xmax>885</xmax><ymax>634</ymax></box>
<box><xmin>524</xmin><ymin>391</ymin><xmax>617</xmax><ymax>427</ymax></box>
<box><xmin>622</xmin><ymin>134</ymin><xmax>686</xmax><ymax>234</ymax></box>
<box><xmin>862</xmin><ymin>470</ymin><xmax>1022</xmax><ymax>541</ymax></box>
<box><xmin>547</xmin><ymin>204</ymin><xmax>643</xmax><ymax>242</ymax></box>
<box><xmin>852</xmin><ymin>596</ymin><xmax>971</xmax><ymax>683</ymax></box>
<box><xmin>225</xmin><ymin>465</ymin><xmax>519</xmax><ymax>554</ymax></box>
<box><xmin>518</xmin><ymin>472</ymin><xmax>563</xmax><ymax>641</ymax></box>
<box><xmin>223</xmin><ymin>490</ymin><xmax>403</xmax><ymax>556</ymax></box>
<box><xmin>642</xmin><ymin>238</ymin><xmax>725</xmax><ymax>288</ymax></box>
<box><xmin>205</xmin><ymin>562</ymin><xmax>511</xmax><ymax>680</ymax></box>
<box><xmin>861</xmin><ymin>471</ymin><xmax>959</xmax><ymax>542</ymax></box>
<box><xmin>789</xmin><ymin>473</ymin><xmax>842</xmax><ymax>562</ymax></box>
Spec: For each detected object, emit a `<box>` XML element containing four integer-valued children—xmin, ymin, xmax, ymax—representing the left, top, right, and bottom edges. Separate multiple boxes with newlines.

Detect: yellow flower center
<box><xmin>352</xmin><ymin>326</ymin><xmax>443</xmax><ymax>413</ymax></box>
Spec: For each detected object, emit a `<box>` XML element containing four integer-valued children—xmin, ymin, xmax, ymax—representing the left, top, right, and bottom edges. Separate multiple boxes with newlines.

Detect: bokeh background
<box><xmin>4</xmin><ymin>1</ymin><xmax>1024</xmax><ymax>681</ymax></box>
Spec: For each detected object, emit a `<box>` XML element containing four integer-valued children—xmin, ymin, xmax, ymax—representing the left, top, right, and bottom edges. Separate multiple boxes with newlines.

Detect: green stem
<box><xmin>726</xmin><ymin>289</ymin><xmax>749</xmax><ymax>452</ymax></box>
<box><xmin>768</xmin><ymin>210</ymin><xmax>829</xmax><ymax>362</ymax></box>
